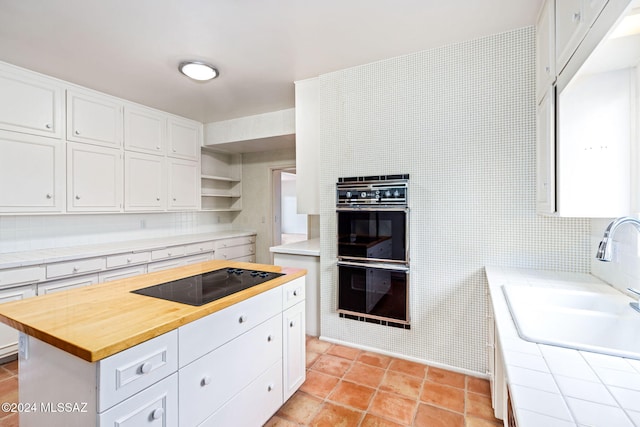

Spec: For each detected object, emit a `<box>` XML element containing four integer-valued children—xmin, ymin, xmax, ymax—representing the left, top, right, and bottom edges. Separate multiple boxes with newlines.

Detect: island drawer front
<box><xmin>179</xmin><ymin>285</ymin><xmax>282</xmax><ymax>367</ymax></box>
<box><xmin>46</xmin><ymin>257</ymin><xmax>106</xmax><ymax>279</ymax></box>
<box><xmin>98</xmin><ymin>329</ymin><xmax>178</xmax><ymax>412</ymax></box>
<box><xmin>199</xmin><ymin>359</ymin><xmax>283</xmax><ymax>427</ymax></box>
<box><xmin>184</xmin><ymin>240</ymin><xmax>215</xmax><ymax>255</ymax></box>
<box><xmin>215</xmin><ymin>235</ymin><xmax>255</xmax><ymax>249</ymax></box>
<box><xmin>99</xmin><ymin>372</ymin><xmax>178</xmax><ymax>427</ymax></box>
<box><xmin>215</xmin><ymin>244</ymin><xmax>254</xmax><ymax>261</ymax></box>
<box><xmin>106</xmin><ymin>251</ymin><xmax>150</xmax><ymax>269</ymax></box>
<box><xmin>0</xmin><ymin>266</ymin><xmax>44</xmax><ymax>289</ymax></box>
<box><xmin>178</xmin><ymin>314</ymin><xmax>282</xmax><ymax>427</ymax></box>
<box><xmin>282</xmin><ymin>276</ymin><xmax>305</xmax><ymax>310</ymax></box>
<box><xmin>151</xmin><ymin>245</ymin><xmax>185</xmax><ymax>261</ymax></box>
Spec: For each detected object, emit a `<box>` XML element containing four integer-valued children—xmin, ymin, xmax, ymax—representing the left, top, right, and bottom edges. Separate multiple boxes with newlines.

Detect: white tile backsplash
<box><xmin>0</xmin><ymin>212</ymin><xmax>232</xmax><ymax>254</ymax></box>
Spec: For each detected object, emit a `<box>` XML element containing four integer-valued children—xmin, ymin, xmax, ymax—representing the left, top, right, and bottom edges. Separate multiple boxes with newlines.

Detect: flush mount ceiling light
<box><xmin>178</xmin><ymin>61</ymin><xmax>219</xmax><ymax>81</ymax></box>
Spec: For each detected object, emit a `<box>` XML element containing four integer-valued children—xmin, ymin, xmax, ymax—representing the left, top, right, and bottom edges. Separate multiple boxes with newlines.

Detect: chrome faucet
<box><xmin>596</xmin><ymin>216</ymin><xmax>640</xmax><ymax>313</ymax></box>
<box><xmin>595</xmin><ymin>216</ymin><xmax>640</xmax><ymax>262</ymax></box>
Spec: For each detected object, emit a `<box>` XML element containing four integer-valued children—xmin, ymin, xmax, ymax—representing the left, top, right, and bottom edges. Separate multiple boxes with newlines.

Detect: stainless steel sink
<box><xmin>502</xmin><ymin>285</ymin><xmax>640</xmax><ymax>360</ymax></box>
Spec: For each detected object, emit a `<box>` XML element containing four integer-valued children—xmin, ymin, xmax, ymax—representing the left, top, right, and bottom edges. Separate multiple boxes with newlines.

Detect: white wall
<box><xmin>318</xmin><ymin>27</ymin><xmax>591</xmax><ymax>375</ymax></box>
<box><xmin>281</xmin><ymin>178</ymin><xmax>307</xmax><ymax>234</ymax></box>
<box><xmin>232</xmin><ymin>148</ymin><xmax>296</xmax><ymax>263</ymax></box>
<box><xmin>0</xmin><ymin>212</ymin><xmax>232</xmax><ymax>253</ymax></box>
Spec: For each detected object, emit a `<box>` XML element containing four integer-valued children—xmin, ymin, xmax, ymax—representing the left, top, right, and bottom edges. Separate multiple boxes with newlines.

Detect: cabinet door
<box><xmin>283</xmin><ymin>301</ymin><xmax>305</xmax><ymax>401</ymax></box>
<box><xmin>536</xmin><ymin>0</ymin><xmax>556</xmax><ymax>103</ymax></box>
<box><xmin>124</xmin><ymin>152</ymin><xmax>165</xmax><ymax>211</ymax></box>
<box><xmin>0</xmin><ymin>285</ymin><xmax>36</xmax><ymax>359</ymax></box>
<box><xmin>167</xmin><ymin>117</ymin><xmax>200</xmax><ymax>160</ymax></box>
<box><xmin>67</xmin><ymin>90</ymin><xmax>123</xmax><ymax>148</ymax></box>
<box><xmin>0</xmin><ymin>68</ymin><xmax>63</xmax><ymax>138</ymax></box>
<box><xmin>0</xmin><ymin>132</ymin><xmax>65</xmax><ymax>212</ymax></box>
<box><xmin>556</xmin><ymin>0</ymin><xmax>587</xmax><ymax>73</ymax></box>
<box><xmin>67</xmin><ymin>143</ymin><xmax>123</xmax><ymax>212</ymax></box>
<box><xmin>124</xmin><ymin>106</ymin><xmax>166</xmax><ymax>155</ymax></box>
<box><xmin>167</xmin><ymin>159</ymin><xmax>199</xmax><ymax>210</ymax></box>
<box><xmin>536</xmin><ymin>89</ymin><xmax>556</xmax><ymax>215</ymax></box>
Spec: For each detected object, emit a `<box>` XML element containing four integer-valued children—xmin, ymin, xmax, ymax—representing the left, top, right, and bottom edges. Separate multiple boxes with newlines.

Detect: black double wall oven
<box><xmin>336</xmin><ymin>175</ymin><xmax>410</xmax><ymax>327</ymax></box>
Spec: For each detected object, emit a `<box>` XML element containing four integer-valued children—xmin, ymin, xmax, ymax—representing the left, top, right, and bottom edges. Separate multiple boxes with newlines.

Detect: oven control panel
<box><xmin>336</xmin><ymin>175</ymin><xmax>408</xmax><ymax>206</ymax></box>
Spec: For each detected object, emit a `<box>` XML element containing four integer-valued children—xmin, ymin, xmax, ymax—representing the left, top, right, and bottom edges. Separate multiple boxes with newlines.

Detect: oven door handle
<box><xmin>336</xmin><ymin>207</ymin><xmax>410</xmax><ymax>212</ymax></box>
<box><xmin>337</xmin><ymin>261</ymin><xmax>409</xmax><ymax>272</ymax></box>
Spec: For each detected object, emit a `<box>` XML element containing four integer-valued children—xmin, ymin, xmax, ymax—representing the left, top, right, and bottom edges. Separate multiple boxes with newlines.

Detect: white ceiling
<box><xmin>0</xmin><ymin>0</ymin><xmax>542</xmax><ymax>124</ymax></box>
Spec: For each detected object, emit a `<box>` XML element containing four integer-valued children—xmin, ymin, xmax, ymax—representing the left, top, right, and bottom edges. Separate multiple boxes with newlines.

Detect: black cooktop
<box><xmin>131</xmin><ymin>267</ymin><xmax>284</xmax><ymax>306</ymax></box>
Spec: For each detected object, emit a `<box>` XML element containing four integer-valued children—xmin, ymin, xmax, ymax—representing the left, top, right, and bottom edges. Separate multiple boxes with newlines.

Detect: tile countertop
<box><xmin>0</xmin><ymin>229</ymin><xmax>256</xmax><ymax>270</ymax></box>
<box><xmin>485</xmin><ymin>266</ymin><xmax>640</xmax><ymax>427</ymax></box>
<box><xmin>269</xmin><ymin>238</ymin><xmax>320</xmax><ymax>257</ymax></box>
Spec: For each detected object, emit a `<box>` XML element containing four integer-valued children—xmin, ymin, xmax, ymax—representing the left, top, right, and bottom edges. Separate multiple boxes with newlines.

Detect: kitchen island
<box><xmin>0</xmin><ymin>260</ymin><xmax>306</xmax><ymax>427</ymax></box>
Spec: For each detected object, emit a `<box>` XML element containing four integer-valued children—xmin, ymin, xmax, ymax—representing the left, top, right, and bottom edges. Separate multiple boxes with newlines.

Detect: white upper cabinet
<box><xmin>67</xmin><ymin>143</ymin><xmax>123</xmax><ymax>212</ymax></box>
<box><xmin>294</xmin><ymin>77</ymin><xmax>320</xmax><ymax>215</ymax></box>
<box><xmin>168</xmin><ymin>158</ymin><xmax>199</xmax><ymax>210</ymax></box>
<box><xmin>168</xmin><ymin>117</ymin><xmax>200</xmax><ymax>161</ymax></box>
<box><xmin>555</xmin><ymin>0</ymin><xmax>608</xmax><ymax>74</ymax></box>
<box><xmin>0</xmin><ymin>132</ymin><xmax>65</xmax><ymax>212</ymax></box>
<box><xmin>67</xmin><ymin>90</ymin><xmax>123</xmax><ymax>148</ymax></box>
<box><xmin>124</xmin><ymin>105</ymin><xmax>166</xmax><ymax>155</ymax></box>
<box><xmin>0</xmin><ymin>67</ymin><xmax>63</xmax><ymax>138</ymax></box>
<box><xmin>536</xmin><ymin>0</ymin><xmax>556</xmax><ymax>103</ymax></box>
<box><xmin>124</xmin><ymin>152</ymin><xmax>166</xmax><ymax>211</ymax></box>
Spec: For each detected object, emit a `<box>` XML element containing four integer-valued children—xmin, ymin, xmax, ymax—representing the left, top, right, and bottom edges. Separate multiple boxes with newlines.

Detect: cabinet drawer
<box><xmin>199</xmin><ymin>359</ymin><xmax>283</xmax><ymax>427</ymax></box>
<box><xmin>181</xmin><ymin>253</ymin><xmax>212</xmax><ymax>266</ymax></box>
<box><xmin>234</xmin><ymin>255</ymin><xmax>256</xmax><ymax>263</ymax></box>
<box><xmin>0</xmin><ymin>266</ymin><xmax>44</xmax><ymax>289</ymax></box>
<box><xmin>99</xmin><ymin>373</ymin><xmax>177</xmax><ymax>427</ymax></box>
<box><xmin>46</xmin><ymin>257</ymin><xmax>105</xmax><ymax>279</ymax></box>
<box><xmin>98</xmin><ymin>330</ymin><xmax>178</xmax><ymax>412</ymax></box>
<box><xmin>282</xmin><ymin>277</ymin><xmax>305</xmax><ymax>310</ymax></box>
<box><xmin>106</xmin><ymin>251</ymin><xmax>150</xmax><ymax>269</ymax></box>
<box><xmin>37</xmin><ymin>274</ymin><xmax>98</xmax><ymax>295</ymax></box>
<box><xmin>151</xmin><ymin>246</ymin><xmax>185</xmax><ymax>261</ymax></box>
<box><xmin>99</xmin><ymin>266</ymin><xmax>146</xmax><ymax>283</ymax></box>
<box><xmin>184</xmin><ymin>241</ymin><xmax>215</xmax><ymax>255</ymax></box>
<box><xmin>215</xmin><ymin>244</ymin><xmax>255</xmax><ymax>261</ymax></box>
<box><xmin>215</xmin><ymin>235</ymin><xmax>255</xmax><ymax>249</ymax></box>
<box><xmin>147</xmin><ymin>258</ymin><xmax>185</xmax><ymax>273</ymax></box>
<box><xmin>179</xmin><ymin>285</ymin><xmax>282</xmax><ymax>366</ymax></box>
<box><xmin>178</xmin><ymin>314</ymin><xmax>282</xmax><ymax>427</ymax></box>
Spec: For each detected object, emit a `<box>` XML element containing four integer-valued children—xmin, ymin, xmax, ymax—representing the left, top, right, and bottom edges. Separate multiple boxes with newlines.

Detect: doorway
<box><xmin>271</xmin><ymin>168</ymin><xmax>307</xmax><ymax>247</ymax></box>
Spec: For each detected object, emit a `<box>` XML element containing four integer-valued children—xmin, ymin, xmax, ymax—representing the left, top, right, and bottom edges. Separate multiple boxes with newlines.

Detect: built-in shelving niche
<box><xmin>201</xmin><ymin>146</ymin><xmax>242</xmax><ymax>212</ymax></box>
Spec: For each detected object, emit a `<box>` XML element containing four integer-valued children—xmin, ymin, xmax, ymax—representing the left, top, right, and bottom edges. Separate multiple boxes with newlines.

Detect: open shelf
<box><xmin>200</xmin><ymin>147</ymin><xmax>242</xmax><ymax>212</ymax></box>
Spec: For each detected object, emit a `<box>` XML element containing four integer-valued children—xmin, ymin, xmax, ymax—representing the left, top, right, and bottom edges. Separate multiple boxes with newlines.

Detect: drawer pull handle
<box><xmin>239</xmin><ymin>315</ymin><xmax>247</xmax><ymax>324</ymax></box>
<box><xmin>126</xmin><ymin>258</ymin><xmax>132</xmax><ymax>263</ymax></box>
<box><xmin>293</xmin><ymin>289</ymin><xmax>298</xmax><ymax>297</ymax></box>
<box><xmin>74</xmin><ymin>130</ymin><xmax>80</xmax><ymax>135</ymax></box>
<box><xmin>140</xmin><ymin>362</ymin><xmax>153</xmax><ymax>374</ymax></box>
<box><xmin>267</xmin><ymin>384</ymin><xmax>274</xmax><ymax>392</ymax></box>
<box><xmin>73</xmin><ymin>266</ymin><xmax>80</xmax><ymax>272</ymax></box>
<box><xmin>45</xmin><ymin>123</ymin><xmax>52</xmax><ymax>129</ymax></box>
<box><xmin>201</xmin><ymin>375</ymin><xmax>212</xmax><ymax>386</ymax></box>
<box><xmin>151</xmin><ymin>408</ymin><xmax>164</xmax><ymax>420</ymax></box>
<box><xmin>289</xmin><ymin>321</ymin><xmax>295</xmax><ymax>328</ymax></box>
<box><xmin>46</xmin><ymin>193</ymin><xmax>52</xmax><ymax>199</ymax></box>
<box><xmin>267</xmin><ymin>335</ymin><xmax>272</xmax><ymax>342</ymax></box>
<box><xmin>75</xmin><ymin>195</ymin><xmax>81</xmax><ymax>200</ymax></box>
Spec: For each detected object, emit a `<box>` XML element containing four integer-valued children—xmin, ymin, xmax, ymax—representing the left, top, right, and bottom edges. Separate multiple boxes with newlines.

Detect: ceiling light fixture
<box><xmin>178</xmin><ymin>61</ymin><xmax>219</xmax><ymax>81</ymax></box>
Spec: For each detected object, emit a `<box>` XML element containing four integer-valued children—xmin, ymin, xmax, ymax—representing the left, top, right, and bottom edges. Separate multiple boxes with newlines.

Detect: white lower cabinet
<box><xmin>99</xmin><ymin>373</ymin><xmax>178</xmax><ymax>427</ymax></box>
<box><xmin>178</xmin><ymin>314</ymin><xmax>282</xmax><ymax>427</ymax></box>
<box><xmin>0</xmin><ymin>285</ymin><xmax>36</xmax><ymax>359</ymax></box>
<box><xmin>18</xmin><ymin>276</ymin><xmax>305</xmax><ymax>427</ymax></box>
<box><xmin>37</xmin><ymin>274</ymin><xmax>99</xmax><ymax>295</ymax></box>
<box><xmin>200</xmin><ymin>360</ymin><xmax>283</xmax><ymax>427</ymax></box>
<box><xmin>283</xmin><ymin>301</ymin><xmax>306</xmax><ymax>401</ymax></box>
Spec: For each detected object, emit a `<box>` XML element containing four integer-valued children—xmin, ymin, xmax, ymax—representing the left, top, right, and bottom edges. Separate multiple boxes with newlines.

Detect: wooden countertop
<box><xmin>0</xmin><ymin>260</ymin><xmax>306</xmax><ymax>362</ymax></box>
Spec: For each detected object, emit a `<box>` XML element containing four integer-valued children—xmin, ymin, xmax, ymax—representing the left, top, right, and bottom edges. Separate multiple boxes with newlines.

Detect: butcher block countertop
<box><xmin>0</xmin><ymin>260</ymin><xmax>306</xmax><ymax>363</ymax></box>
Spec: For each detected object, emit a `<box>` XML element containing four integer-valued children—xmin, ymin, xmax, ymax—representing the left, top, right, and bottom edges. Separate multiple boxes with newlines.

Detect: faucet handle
<box><xmin>627</xmin><ymin>288</ymin><xmax>640</xmax><ymax>297</ymax></box>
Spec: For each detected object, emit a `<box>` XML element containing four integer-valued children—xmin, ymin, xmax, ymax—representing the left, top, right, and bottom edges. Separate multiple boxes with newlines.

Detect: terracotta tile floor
<box><xmin>0</xmin><ymin>338</ymin><xmax>501</xmax><ymax>427</ymax></box>
<box><xmin>266</xmin><ymin>336</ymin><xmax>503</xmax><ymax>427</ymax></box>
